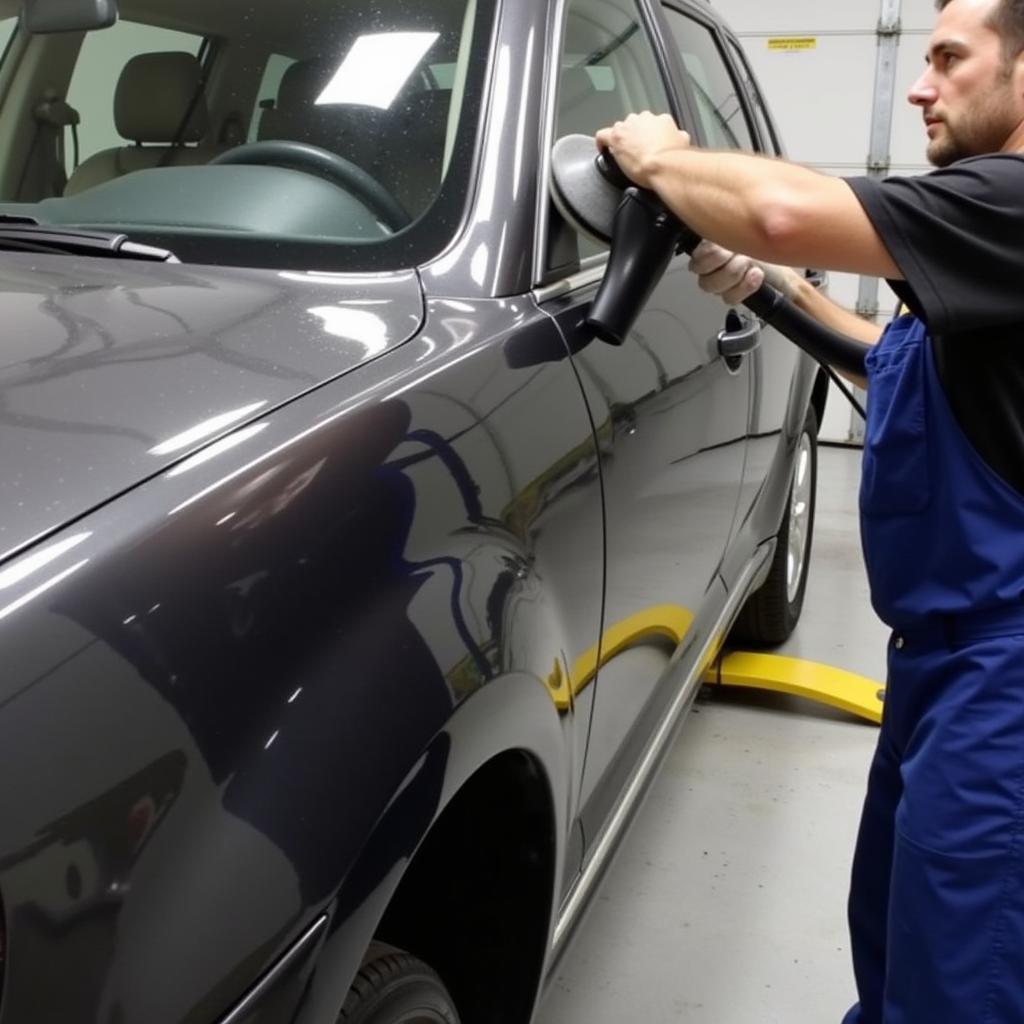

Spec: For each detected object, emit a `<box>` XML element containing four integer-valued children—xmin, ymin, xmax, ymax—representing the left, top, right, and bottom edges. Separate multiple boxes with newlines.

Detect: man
<box><xmin>596</xmin><ymin>0</ymin><xmax>1024</xmax><ymax>1021</ymax></box>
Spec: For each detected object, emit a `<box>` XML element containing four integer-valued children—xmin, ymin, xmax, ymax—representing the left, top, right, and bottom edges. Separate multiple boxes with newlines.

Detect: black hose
<box><xmin>738</xmin><ymin>280</ymin><xmax>870</xmax><ymax>380</ymax></box>
<box><xmin>825</xmin><ymin>365</ymin><xmax>867</xmax><ymax>420</ymax></box>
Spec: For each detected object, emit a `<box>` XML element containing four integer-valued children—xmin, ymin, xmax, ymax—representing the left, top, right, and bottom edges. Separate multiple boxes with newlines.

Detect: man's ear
<box><xmin>1013</xmin><ymin>48</ymin><xmax>1024</xmax><ymax>93</ymax></box>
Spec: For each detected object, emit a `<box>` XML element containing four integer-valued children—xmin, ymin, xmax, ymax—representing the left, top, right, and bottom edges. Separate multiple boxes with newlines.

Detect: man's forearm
<box><xmin>597</xmin><ymin>116</ymin><xmax>889</xmax><ymax>385</ymax></box>
<box><xmin>787</xmin><ymin>275</ymin><xmax>880</xmax><ymax>388</ymax></box>
<box><xmin>789</xmin><ymin>276</ymin><xmax>883</xmax><ymax>345</ymax></box>
<box><xmin>642</xmin><ymin>147</ymin><xmax>900</xmax><ymax>280</ymax></box>
<box><xmin>642</xmin><ymin>147</ymin><xmax>808</xmax><ymax>258</ymax></box>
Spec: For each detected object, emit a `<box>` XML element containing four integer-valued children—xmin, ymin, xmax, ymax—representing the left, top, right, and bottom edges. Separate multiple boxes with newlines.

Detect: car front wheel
<box><xmin>339</xmin><ymin>943</ymin><xmax>461</xmax><ymax>1024</ymax></box>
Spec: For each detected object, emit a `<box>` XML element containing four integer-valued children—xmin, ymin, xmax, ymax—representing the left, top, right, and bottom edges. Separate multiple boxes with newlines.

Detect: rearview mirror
<box><xmin>21</xmin><ymin>0</ymin><xmax>118</xmax><ymax>33</ymax></box>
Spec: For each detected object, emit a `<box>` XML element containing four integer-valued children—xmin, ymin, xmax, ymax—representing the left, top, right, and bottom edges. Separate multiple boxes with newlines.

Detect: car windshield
<box><xmin>0</xmin><ymin>0</ymin><xmax>492</xmax><ymax>270</ymax></box>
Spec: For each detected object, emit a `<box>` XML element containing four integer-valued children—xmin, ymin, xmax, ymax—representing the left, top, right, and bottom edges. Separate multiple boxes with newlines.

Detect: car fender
<box><xmin>291</xmin><ymin>669</ymin><xmax>568</xmax><ymax>1023</ymax></box>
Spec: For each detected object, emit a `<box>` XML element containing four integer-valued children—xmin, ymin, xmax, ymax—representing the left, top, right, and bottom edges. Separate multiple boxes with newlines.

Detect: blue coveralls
<box><xmin>842</xmin><ymin>314</ymin><xmax>1024</xmax><ymax>1023</ymax></box>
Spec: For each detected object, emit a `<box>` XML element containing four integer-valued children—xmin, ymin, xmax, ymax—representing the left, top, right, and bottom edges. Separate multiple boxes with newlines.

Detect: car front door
<box><xmin>536</xmin><ymin>0</ymin><xmax>752</xmax><ymax>854</ymax></box>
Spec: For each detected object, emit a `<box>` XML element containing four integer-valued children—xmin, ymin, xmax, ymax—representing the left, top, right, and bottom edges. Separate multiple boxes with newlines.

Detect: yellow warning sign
<box><xmin>767</xmin><ymin>37</ymin><xmax>817</xmax><ymax>51</ymax></box>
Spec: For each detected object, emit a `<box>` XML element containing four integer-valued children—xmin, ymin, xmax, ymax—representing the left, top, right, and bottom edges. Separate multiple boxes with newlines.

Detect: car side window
<box><xmin>552</xmin><ymin>0</ymin><xmax>674</xmax><ymax>264</ymax></box>
<box><xmin>0</xmin><ymin>18</ymin><xmax>15</xmax><ymax>63</ymax></box>
<box><xmin>65</xmin><ymin>20</ymin><xmax>205</xmax><ymax>170</ymax></box>
<box><xmin>661</xmin><ymin>7</ymin><xmax>754</xmax><ymax>151</ymax></box>
<box><xmin>724</xmin><ymin>37</ymin><xmax>779</xmax><ymax>155</ymax></box>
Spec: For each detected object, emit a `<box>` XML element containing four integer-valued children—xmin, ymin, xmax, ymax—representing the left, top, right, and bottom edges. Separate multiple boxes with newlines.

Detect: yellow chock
<box><xmin>704</xmin><ymin>652</ymin><xmax>884</xmax><ymax>725</ymax></box>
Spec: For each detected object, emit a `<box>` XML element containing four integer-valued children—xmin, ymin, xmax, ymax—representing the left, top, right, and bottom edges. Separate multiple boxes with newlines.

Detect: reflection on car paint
<box><xmin>0</xmin><ymin>293</ymin><xmax>608</xmax><ymax>1017</ymax></box>
<box><xmin>0</xmin><ymin>0</ymin><xmax>821</xmax><ymax>1016</ymax></box>
<box><xmin>148</xmin><ymin>402</ymin><xmax>269</xmax><ymax>456</ymax></box>
<box><xmin>0</xmin><ymin>261</ymin><xmax>424</xmax><ymax>566</ymax></box>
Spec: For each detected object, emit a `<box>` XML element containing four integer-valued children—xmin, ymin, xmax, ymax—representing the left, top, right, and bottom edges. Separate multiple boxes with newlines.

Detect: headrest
<box><xmin>257</xmin><ymin>58</ymin><xmax>335</xmax><ymax>143</ymax></box>
<box><xmin>559</xmin><ymin>66</ymin><xmax>602</xmax><ymax>110</ymax></box>
<box><xmin>114</xmin><ymin>52</ymin><xmax>209</xmax><ymax>143</ymax></box>
<box><xmin>276</xmin><ymin>59</ymin><xmax>332</xmax><ymax>111</ymax></box>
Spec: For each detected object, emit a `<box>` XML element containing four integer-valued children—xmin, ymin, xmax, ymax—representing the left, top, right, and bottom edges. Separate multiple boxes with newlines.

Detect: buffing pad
<box><xmin>550</xmin><ymin>133</ymin><xmax>625</xmax><ymax>245</ymax></box>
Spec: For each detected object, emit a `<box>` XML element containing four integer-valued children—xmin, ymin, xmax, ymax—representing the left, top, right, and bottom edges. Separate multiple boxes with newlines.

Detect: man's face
<box><xmin>909</xmin><ymin>0</ymin><xmax>1024</xmax><ymax>166</ymax></box>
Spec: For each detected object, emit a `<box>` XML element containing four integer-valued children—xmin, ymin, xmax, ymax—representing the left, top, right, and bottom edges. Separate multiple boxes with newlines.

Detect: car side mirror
<box><xmin>21</xmin><ymin>0</ymin><xmax>117</xmax><ymax>33</ymax></box>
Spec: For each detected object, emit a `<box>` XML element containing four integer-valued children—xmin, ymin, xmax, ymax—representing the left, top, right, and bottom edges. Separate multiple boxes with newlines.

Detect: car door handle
<box><xmin>717</xmin><ymin>316</ymin><xmax>761</xmax><ymax>358</ymax></box>
<box><xmin>804</xmin><ymin>268</ymin><xmax>827</xmax><ymax>290</ymax></box>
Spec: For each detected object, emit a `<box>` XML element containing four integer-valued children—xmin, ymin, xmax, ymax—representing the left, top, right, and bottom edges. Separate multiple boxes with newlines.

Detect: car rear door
<box><xmin>535</xmin><ymin>0</ymin><xmax>752</xmax><ymax>851</ymax></box>
<box><xmin>658</xmin><ymin>4</ymin><xmax>807</xmax><ymax>564</ymax></box>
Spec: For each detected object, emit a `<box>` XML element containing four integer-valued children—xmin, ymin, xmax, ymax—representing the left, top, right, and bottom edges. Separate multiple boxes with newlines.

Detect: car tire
<box><xmin>339</xmin><ymin>942</ymin><xmax>461</xmax><ymax>1024</ymax></box>
<box><xmin>732</xmin><ymin>405</ymin><xmax>818</xmax><ymax>646</ymax></box>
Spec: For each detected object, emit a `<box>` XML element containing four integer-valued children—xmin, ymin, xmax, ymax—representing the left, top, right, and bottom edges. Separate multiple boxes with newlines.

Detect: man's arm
<box><xmin>689</xmin><ymin>243</ymin><xmax>880</xmax><ymax>389</ymax></box>
<box><xmin>789</xmin><ymin>276</ymin><xmax>884</xmax><ymax>346</ymax></box>
<box><xmin>788</xmin><ymin>276</ymin><xmax>878</xmax><ymax>389</ymax></box>
<box><xmin>595</xmin><ymin>113</ymin><xmax>902</xmax><ymax>281</ymax></box>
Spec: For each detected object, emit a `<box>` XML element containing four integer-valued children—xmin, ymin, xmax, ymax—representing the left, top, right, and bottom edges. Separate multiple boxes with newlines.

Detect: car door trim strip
<box><xmin>532</xmin><ymin>0</ymin><xmax>568</xmax><ymax>287</ymax></box>
<box><xmin>218</xmin><ymin>913</ymin><xmax>328</xmax><ymax>1024</ymax></box>
<box><xmin>551</xmin><ymin>547</ymin><xmax>771</xmax><ymax>952</ymax></box>
<box><xmin>531</xmin><ymin>262</ymin><xmax>606</xmax><ymax>304</ymax></box>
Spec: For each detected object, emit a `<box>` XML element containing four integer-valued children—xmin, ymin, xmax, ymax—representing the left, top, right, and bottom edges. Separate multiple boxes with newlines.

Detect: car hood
<box><xmin>0</xmin><ymin>254</ymin><xmax>424</xmax><ymax>566</ymax></box>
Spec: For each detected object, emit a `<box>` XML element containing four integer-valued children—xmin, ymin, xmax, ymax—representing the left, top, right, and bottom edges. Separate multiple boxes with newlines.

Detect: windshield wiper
<box><xmin>0</xmin><ymin>216</ymin><xmax>177</xmax><ymax>262</ymax></box>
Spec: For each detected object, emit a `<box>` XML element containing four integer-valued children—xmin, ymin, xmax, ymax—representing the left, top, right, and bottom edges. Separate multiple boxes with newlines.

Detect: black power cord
<box><xmin>824</xmin><ymin>365</ymin><xmax>867</xmax><ymax>421</ymax></box>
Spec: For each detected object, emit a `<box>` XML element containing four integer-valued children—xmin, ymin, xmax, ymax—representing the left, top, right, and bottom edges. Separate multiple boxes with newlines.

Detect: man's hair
<box><xmin>936</xmin><ymin>0</ymin><xmax>1024</xmax><ymax>67</ymax></box>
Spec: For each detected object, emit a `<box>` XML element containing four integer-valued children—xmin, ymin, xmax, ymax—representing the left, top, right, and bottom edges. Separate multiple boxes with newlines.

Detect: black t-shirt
<box><xmin>846</xmin><ymin>154</ymin><xmax>1024</xmax><ymax>495</ymax></box>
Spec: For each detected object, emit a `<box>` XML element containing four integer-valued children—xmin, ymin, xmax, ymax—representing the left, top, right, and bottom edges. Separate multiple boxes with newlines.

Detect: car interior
<box><xmin>0</xmin><ymin>0</ymin><xmax>479</xmax><ymax>255</ymax></box>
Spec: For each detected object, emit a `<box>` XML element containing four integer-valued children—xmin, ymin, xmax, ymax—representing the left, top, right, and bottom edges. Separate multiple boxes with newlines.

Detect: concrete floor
<box><xmin>535</xmin><ymin>444</ymin><xmax>889</xmax><ymax>1024</ymax></box>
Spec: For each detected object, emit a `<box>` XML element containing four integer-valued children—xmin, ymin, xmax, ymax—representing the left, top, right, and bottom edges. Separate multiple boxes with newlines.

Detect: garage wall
<box><xmin>709</xmin><ymin>0</ymin><xmax>938</xmax><ymax>443</ymax></box>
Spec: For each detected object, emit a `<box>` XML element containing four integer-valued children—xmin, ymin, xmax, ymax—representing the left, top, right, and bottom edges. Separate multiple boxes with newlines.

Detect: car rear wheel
<box><xmin>732</xmin><ymin>405</ymin><xmax>818</xmax><ymax>646</ymax></box>
<box><xmin>339</xmin><ymin>943</ymin><xmax>461</xmax><ymax>1024</ymax></box>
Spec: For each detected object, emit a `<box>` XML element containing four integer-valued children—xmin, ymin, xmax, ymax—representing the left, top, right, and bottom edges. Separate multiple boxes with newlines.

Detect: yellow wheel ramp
<box><xmin>570</xmin><ymin>604</ymin><xmax>695</xmax><ymax>700</ymax></box>
<box><xmin>540</xmin><ymin>602</ymin><xmax>884</xmax><ymax>724</ymax></box>
<box><xmin>704</xmin><ymin>652</ymin><xmax>884</xmax><ymax>725</ymax></box>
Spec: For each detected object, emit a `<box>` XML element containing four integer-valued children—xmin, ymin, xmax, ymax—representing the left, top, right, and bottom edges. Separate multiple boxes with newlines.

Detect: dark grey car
<box><xmin>0</xmin><ymin>0</ymin><xmax>825</xmax><ymax>1020</ymax></box>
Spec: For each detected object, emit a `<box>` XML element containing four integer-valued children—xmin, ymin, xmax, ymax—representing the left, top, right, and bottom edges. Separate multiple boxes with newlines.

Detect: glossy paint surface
<box><xmin>0</xmin><ymin>0</ymin><xmax>818</xmax><ymax>1020</ymax></box>
<box><xmin>0</xmin><ymin>296</ymin><xmax>601</xmax><ymax>1022</ymax></box>
<box><xmin>551</xmin><ymin>261</ymin><xmax>751</xmax><ymax>841</ymax></box>
<box><xmin>0</xmin><ymin>257</ymin><xmax>423</xmax><ymax>564</ymax></box>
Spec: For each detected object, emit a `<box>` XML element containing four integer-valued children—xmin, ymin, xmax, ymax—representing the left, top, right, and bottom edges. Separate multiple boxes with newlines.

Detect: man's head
<box><xmin>909</xmin><ymin>0</ymin><xmax>1024</xmax><ymax>165</ymax></box>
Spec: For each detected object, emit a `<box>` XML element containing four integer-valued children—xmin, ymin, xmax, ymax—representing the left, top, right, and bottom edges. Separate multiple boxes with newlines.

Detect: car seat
<box><xmin>257</xmin><ymin>59</ymin><xmax>342</xmax><ymax>149</ymax></box>
<box><xmin>258</xmin><ymin>58</ymin><xmax>451</xmax><ymax>222</ymax></box>
<box><xmin>64</xmin><ymin>52</ymin><xmax>217</xmax><ymax>196</ymax></box>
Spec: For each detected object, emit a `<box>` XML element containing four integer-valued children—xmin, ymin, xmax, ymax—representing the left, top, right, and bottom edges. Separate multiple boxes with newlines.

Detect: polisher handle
<box><xmin>592</xmin><ymin>149</ymin><xmax>868</xmax><ymax>377</ymax></box>
<box><xmin>595</xmin><ymin>149</ymin><xmax>632</xmax><ymax>191</ymax></box>
<box><xmin>586</xmin><ymin>187</ymin><xmax>681</xmax><ymax>346</ymax></box>
<box><xmin>594</xmin><ymin>148</ymin><xmax>703</xmax><ymax>254</ymax></box>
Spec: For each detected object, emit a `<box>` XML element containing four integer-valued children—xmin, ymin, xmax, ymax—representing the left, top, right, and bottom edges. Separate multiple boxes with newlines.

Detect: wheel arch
<box><xmin>748</xmin><ymin>352</ymin><xmax>821</xmax><ymax>552</ymax></box>
<box><xmin>810</xmin><ymin>366</ymin><xmax>830</xmax><ymax>438</ymax></box>
<box><xmin>295</xmin><ymin>671</ymin><xmax>569</xmax><ymax>1024</ymax></box>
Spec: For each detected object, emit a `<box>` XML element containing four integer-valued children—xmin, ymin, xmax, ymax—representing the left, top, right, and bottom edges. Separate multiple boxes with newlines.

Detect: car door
<box><xmin>536</xmin><ymin>0</ymin><xmax>752</xmax><ymax>847</ymax></box>
<box><xmin>659</xmin><ymin>5</ymin><xmax>807</xmax><ymax>560</ymax></box>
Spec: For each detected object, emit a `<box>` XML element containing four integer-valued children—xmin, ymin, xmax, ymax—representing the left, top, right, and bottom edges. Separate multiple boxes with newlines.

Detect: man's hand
<box><xmin>689</xmin><ymin>240</ymin><xmax>804</xmax><ymax>306</ymax></box>
<box><xmin>594</xmin><ymin>111</ymin><xmax>690</xmax><ymax>189</ymax></box>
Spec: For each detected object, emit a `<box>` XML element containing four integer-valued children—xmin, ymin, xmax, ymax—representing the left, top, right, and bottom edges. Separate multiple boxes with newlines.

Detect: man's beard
<box><xmin>927</xmin><ymin>82</ymin><xmax>1018</xmax><ymax>166</ymax></box>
